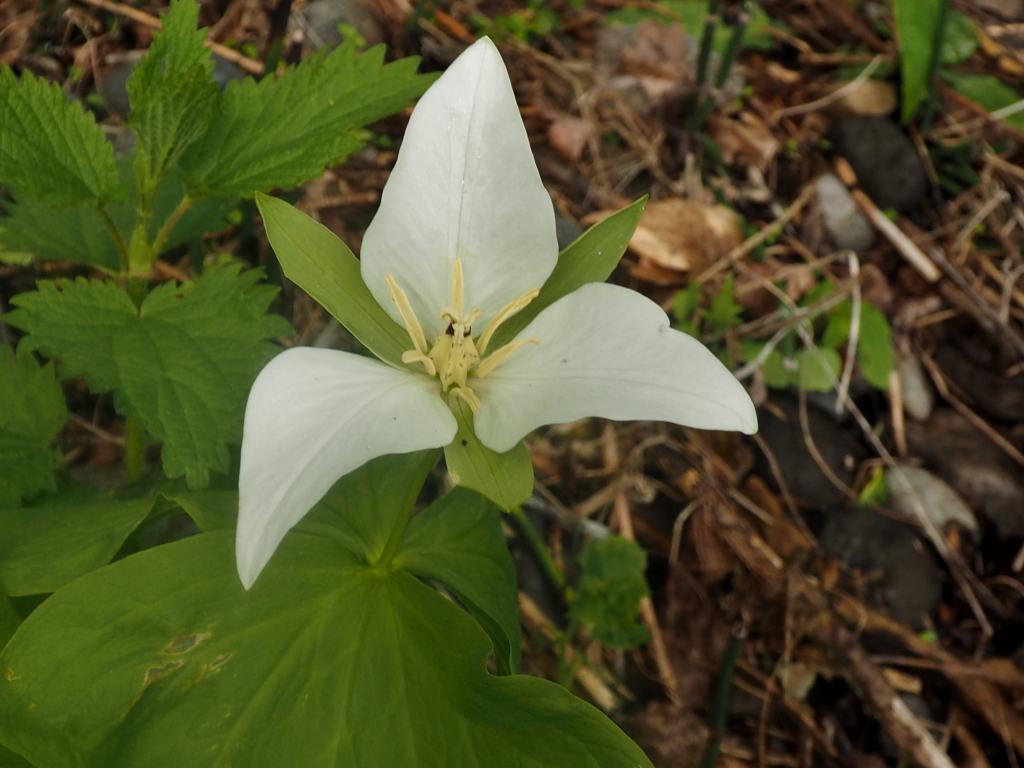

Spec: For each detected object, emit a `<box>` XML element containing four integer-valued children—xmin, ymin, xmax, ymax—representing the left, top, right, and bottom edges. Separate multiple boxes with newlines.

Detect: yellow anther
<box><xmin>475</xmin><ymin>337</ymin><xmax>539</xmax><ymax>378</ymax></box>
<box><xmin>477</xmin><ymin>288</ymin><xmax>540</xmax><ymax>355</ymax></box>
<box><xmin>385</xmin><ymin>274</ymin><xmax>429</xmax><ymax>356</ymax></box>
<box><xmin>450</xmin><ymin>385</ymin><xmax>482</xmax><ymax>412</ymax></box>
<box><xmin>401</xmin><ymin>349</ymin><xmax>437</xmax><ymax>376</ymax></box>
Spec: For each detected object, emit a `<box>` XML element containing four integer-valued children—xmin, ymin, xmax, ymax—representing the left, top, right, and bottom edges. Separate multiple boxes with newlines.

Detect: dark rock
<box><xmin>829</xmin><ymin>117</ymin><xmax>929</xmax><ymax>212</ymax></box>
<box><xmin>907</xmin><ymin>409</ymin><xmax>1024</xmax><ymax>538</ymax></box>
<box><xmin>757</xmin><ymin>395</ymin><xmax>866</xmax><ymax>508</ymax></box>
<box><xmin>935</xmin><ymin>337</ymin><xmax>1024</xmax><ymax>422</ymax></box>
<box><xmin>817</xmin><ymin>505</ymin><xmax>942</xmax><ymax>627</ymax></box>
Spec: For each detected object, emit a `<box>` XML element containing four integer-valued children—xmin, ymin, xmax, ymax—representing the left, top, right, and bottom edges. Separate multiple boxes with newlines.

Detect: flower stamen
<box><xmin>450</xmin><ymin>385</ymin><xmax>482</xmax><ymax>412</ymax></box>
<box><xmin>476</xmin><ymin>288</ymin><xmax>540</xmax><ymax>355</ymax></box>
<box><xmin>385</xmin><ymin>274</ymin><xmax>433</xmax><ymax>374</ymax></box>
<box><xmin>476</xmin><ymin>337</ymin><xmax>540</xmax><ymax>378</ymax></box>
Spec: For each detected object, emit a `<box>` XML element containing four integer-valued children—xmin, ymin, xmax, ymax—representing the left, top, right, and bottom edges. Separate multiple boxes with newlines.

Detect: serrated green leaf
<box><xmin>182</xmin><ymin>44</ymin><xmax>432</xmax><ymax>197</ymax></box>
<box><xmin>571</xmin><ymin>536</ymin><xmax>649</xmax><ymax>649</ymax></box>
<box><xmin>0</xmin><ymin>491</ymin><xmax>154</xmax><ymax>597</ymax></box>
<box><xmin>0</xmin><ymin>347</ymin><xmax>67</xmax><ymax>506</ymax></box>
<box><xmin>8</xmin><ymin>266</ymin><xmax>290</xmax><ymax>488</ymax></box>
<box><xmin>894</xmin><ymin>0</ymin><xmax>945</xmax><ymax>122</ymax></box>
<box><xmin>671</xmin><ymin>281</ymin><xmax>702</xmax><ymax>336</ymax></box>
<box><xmin>796</xmin><ymin>347</ymin><xmax>840</xmax><ymax>392</ymax></box>
<box><xmin>0</xmin><ymin>67</ymin><xmax>119</xmax><ymax>204</ymax></box>
<box><xmin>707</xmin><ymin>273</ymin><xmax>743</xmax><ymax>332</ymax></box>
<box><xmin>256</xmin><ymin>193</ymin><xmax>408</xmax><ymax>365</ymax></box>
<box><xmin>444</xmin><ymin>398</ymin><xmax>534</xmax><ymax>512</ymax></box>
<box><xmin>0</xmin><ymin>458</ymin><xmax>651</xmax><ymax>768</ymax></box>
<box><xmin>492</xmin><ymin>197</ymin><xmax>647</xmax><ymax>349</ymax></box>
<box><xmin>943</xmin><ymin>71</ymin><xmax>1024</xmax><ymax>131</ymax></box>
<box><xmin>396</xmin><ymin>488</ymin><xmax>522</xmax><ymax>674</ymax></box>
<box><xmin>128</xmin><ymin>0</ymin><xmax>217</xmax><ymax>198</ymax></box>
<box><xmin>0</xmin><ymin>199</ymin><xmax>122</xmax><ymax>269</ymax></box>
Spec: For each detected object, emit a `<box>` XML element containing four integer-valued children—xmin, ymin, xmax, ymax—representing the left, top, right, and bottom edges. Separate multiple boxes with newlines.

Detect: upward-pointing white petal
<box><xmin>236</xmin><ymin>348</ymin><xmax>457</xmax><ymax>589</ymax></box>
<box><xmin>360</xmin><ymin>37</ymin><xmax>558</xmax><ymax>339</ymax></box>
<box><xmin>473</xmin><ymin>283</ymin><xmax>758</xmax><ymax>453</ymax></box>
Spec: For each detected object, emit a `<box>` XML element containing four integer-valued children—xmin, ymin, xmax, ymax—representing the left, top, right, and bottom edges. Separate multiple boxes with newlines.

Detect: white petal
<box><xmin>473</xmin><ymin>283</ymin><xmax>757</xmax><ymax>452</ymax></box>
<box><xmin>236</xmin><ymin>347</ymin><xmax>456</xmax><ymax>588</ymax></box>
<box><xmin>360</xmin><ymin>37</ymin><xmax>557</xmax><ymax>339</ymax></box>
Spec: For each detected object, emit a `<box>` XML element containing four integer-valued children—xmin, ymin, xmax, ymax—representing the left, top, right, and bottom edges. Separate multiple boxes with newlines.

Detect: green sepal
<box><xmin>491</xmin><ymin>197</ymin><xmax>647</xmax><ymax>349</ymax></box>
<box><xmin>256</xmin><ymin>193</ymin><xmax>409</xmax><ymax>366</ymax></box>
<box><xmin>443</xmin><ymin>398</ymin><xmax>534</xmax><ymax>512</ymax></box>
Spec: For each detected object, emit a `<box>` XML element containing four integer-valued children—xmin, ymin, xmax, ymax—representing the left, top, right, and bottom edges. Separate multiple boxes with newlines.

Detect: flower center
<box><xmin>384</xmin><ymin>259</ymin><xmax>539</xmax><ymax>412</ymax></box>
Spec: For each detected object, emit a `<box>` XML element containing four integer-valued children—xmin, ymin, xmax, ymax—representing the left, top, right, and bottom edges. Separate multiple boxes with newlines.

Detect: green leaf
<box><xmin>706</xmin><ymin>273</ymin><xmax>743</xmax><ymax>331</ymax></box>
<box><xmin>796</xmin><ymin>347</ymin><xmax>840</xmax><ymax>392</ymax></box>
<box><xmin>0</xmin><ymin>742</ymin><xmax>32</xmax><ymax>768</ymax></box>
<box><xmin>127</xmin><ymin>0</ymin><xmax>217</xmax><ymax>198</ymax></box>
<box><xmin>739</xmin><ymin>340</ymin><xmax>793</xmax><ymax>389</ymax></box>
<box><xmin>0</xmin><ymin>465</ymin><xmax>651</xmax><ymax>768</ymax></box>
<box><xmin>492</xmin><ymin>197</ymin><xmax>647</xmax><ymax>349</ymax></box>
<box><xmin>156</xmin><ymin>489</ymin><xmax>238</xmax><ymax>532</ymax></box>
<box><xmin>0</xmin><ymin>491</ymin><xmax>154</xmax><ymax>596</ymax></box>
<box><xmin>857</xmin><ymin>465</ymin><xmax>888</xmax><ymax>507</ymax></box>
<box><xmin>0</xmin><ymin>199</ymin><xmax>122</xmax><ymax>269</ymax></box>
<box><xmin>0</xmin><ymin>67</ymin><xmax>119</xmax><ymax>204</ymax></box>
<box><xmin>940</xmin><ymin>10</ymin><xmax>977</xmax><ymax>65</ymax></box>
<box><xmin>671</xmin><ymin>281</ymin><xmax>702</xmax><ymax>336</ymax></box>
<box><xmin>943</xmin><ymin>71</ymin><xmax>1024</xmax><ymax>131</ymax></box>
<box><xmin>8</xmin><ymin>265</ymin><xmax>290</xmax><ymax>487</ymax></box>
<box><xmin>571</xmin><ymin>536</ymin><xmax>649</xmax><ymax>649</ymax></box>
<box><xmin>0</xmin><ymin>347</ymin><xmax>66</xmax><ymax>506</ymax></box>
<box><xmin>256</xmin><ymin>193</ymin><xmax>408</xmax><ymax>365</ymax></box>
<box><xmin>444</xmin><ymin>398</ymin><xmax>534</xmax><ymax>512</ymax></box>
<box><xmin>396</xmin><ymin>488</ymin><xmax>522</xmax><ymax>674</ymax></box>
<box><xmin>0</xmin><ymin>594</ymin><xmax>19</xmax><ymax>650</ymax></box>
<box><xmin>182</xmin><ymin>44</ymin><xmax>432</xmax><ymax>197</ymax></box>
<box><xmin>894</xmin><ymin>0</ymin><xmax>945</xmax><ymax>122</ymax></box>
<box><xmin>606</xmin><ymin>1</ymin><xmax>782</xmax><ymax>51</ymax></box>
<box><xmin>821</xmin><ymin>301</ymin><xmax>893</xmax><ymax>390</ymax></box>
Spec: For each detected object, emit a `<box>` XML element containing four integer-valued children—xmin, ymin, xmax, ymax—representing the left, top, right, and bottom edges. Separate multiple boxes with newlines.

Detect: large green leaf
<box><xmin>0</xmin><ymin>347</ymin><xmax>66</xmax><ymax>506</ymax></box>
<box><xmin>943</xmin><ymin>71</ymin><xmax>1024</xmax><ymax>131</ymax></box>
<box><xmin>257</xmin><ymin>193</ymin><xmax>408</xmax><ymax>365</ymax></box>
<box><xmin>8</xmin><ymin>266</ymin><xmax>290</xmax><ymax>487</ymax></box>
<box><xmin>0</xmin><ymin>492</ymin><xmax>154</xmax><ymax>596</ymax></box>
<box><xmin>0</xmin><ymin>198</ymin><xmax>123</xmax><ymax>269</ymax></box>
<box><xmin>491</xmin><ymin>197</ymin><xmax>647</xmax><ymax>349</ymax></box>
<box><xmin>182</xmin><ymin>45</ymin><xmax>431</xmax><ymax>197</ymax></box>
<box><xmin>443</xmin><ymin>397</ymin><xmax>534</xmax><ymax>512</ymax></box>
<box><xmin>0</xmin><ymin>67</ymin><xmax>119</xmax><ymax>204</ymax></box>
<box><xmin>127</xmin><ymin>0</ymin><xmax>217</xmax><ymax>198</ymax></box>
<box><xmin>894</xmin><ymin>0</ymin><xmax>946</xmax><ymax>122</ymax></box>
<box><xmin>0</xmin><ymin>457</ymin><xmax>651</xmax><ymax>768</ymax></box>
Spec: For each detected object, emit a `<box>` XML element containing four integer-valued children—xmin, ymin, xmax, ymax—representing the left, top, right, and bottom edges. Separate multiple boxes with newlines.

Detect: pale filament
<box><xmin>384</xmin><ymin>259</ymin><xmax>540</xmax><ymax>412</ymax></box>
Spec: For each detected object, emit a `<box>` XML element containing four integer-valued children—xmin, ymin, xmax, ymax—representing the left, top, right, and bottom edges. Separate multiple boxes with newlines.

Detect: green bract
<box><xmin>0</xmin><ymin>454</ymin><xmax>652</xmax><ymax>767</ymax></box>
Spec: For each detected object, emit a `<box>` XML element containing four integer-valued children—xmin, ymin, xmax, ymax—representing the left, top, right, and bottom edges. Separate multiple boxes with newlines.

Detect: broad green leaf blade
<box><xmin>0</xmin><ymin>493</ymin><xmax>153</xmax><ymax>596</ymax></box>
<box><xmin>0</xmin><ymin>593</ymin><xmax>19</xmax><ymax>649</ymax></box>
<box><xmin>571</xmin><ymin>536</ymin><xmax>649</xmax><ymax>649</ymax></box>
<box><xmin>155</xmin><ymin>490</ymin><xmax>239</xmax><ymax>532</ymax></box>
<box><xmin>0</xmin><ymin>199</ymin><xmax>122</xmax><ymax>269</ymax></box>
<box><xmin>182</xmin><ymin>45</ymin><xmax>432</xmax><ymax>197</ymax></box>
<box><xmin>894</xmin><ymin>0</ymin><xmax>946</xmax><ymax>122</ymax></box>
<box><xmin>397</xmin><ymin>488</ymin><xmax>521</xmax><ymax>674</ymax></box>
<box><xmin>0</xmin><ymin>68</ymin><xmax>119</xmax><ymax>204</ymax></box>
<box><xmin>0</xmin><ymin>531</ymin><xmax>651</xmax><ymax>767</ymax></box>
<box><xmin>0</xmin><ymin>742</ymin><xmax>32</xmax><ymax>768</ymax></box>
<box><xmin>0</xmin><ymin>347</ymin><xmax>67</xmax><ymax>506</ymax></box>
<box><xmin>943</xmin><ymin>72</ymin><xmax>1024</xmax><ymax>131</ymax></box>
<box><xmin>443</xmin><ymin>398</ymin><xmax>533</xmax><ymax>512</ymax></box>
<box><xmin>298</xmin><ymin>450</ymin><xmax>438</xmax><ymax>562</ymax></box>
<box><xmin>257</xmin><ymin>193</ymin><xmax>408</xmax><ymax>365</ymax></box>
<box><xmin>8</xmin><ymin>266</ymin><xmax>291</xmax><ymax>488</ymax></box>
<box><xmin>127</xmin><ymin>0</ymin><xmax>217</xmax><ymax>197</ymax></box>
<box><xmin>492</xmin><ymin>197</ymin><xmax>647</xmax><ymax>349</ymax></box>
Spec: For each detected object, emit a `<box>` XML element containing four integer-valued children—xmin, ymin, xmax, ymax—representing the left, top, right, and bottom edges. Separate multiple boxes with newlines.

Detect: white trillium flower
<box><xmin>236</xmin><ymin>37</ymin><xmax>757</xmax><ymax>588</ymax></box>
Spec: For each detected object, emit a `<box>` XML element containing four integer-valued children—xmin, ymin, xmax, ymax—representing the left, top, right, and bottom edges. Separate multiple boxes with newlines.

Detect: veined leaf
<box><xmin>182</xmin><ymin>44</ymin><xmax>432</xmax><ymax>196</ymax></box>
<box><xmin>127</xmin><ymin>0</ymin><xmax>217</xmax><ymax>198</ymax></box>
<box><xmin>0</xmin><ymin>67</ymin><xmax>119</xmax><ymax>204</ymax></box>
<box><xmin>0</xmin><ymin>455</ymin><xmax>651</xmax><ymax>767</ymax></box>
<box><xmin>7</xmin><ymin>266</ymin><xmax>290</xmax><ymax>488</ymax></box>
<box><xmin>0</xmin><ymin>347</ymin><xmax>67</xmax><ymax>506</ymax></box>
<box><xmin>0</xmin><ymin>198</ymin><xmax>123</xmax><ymax>270</ymax></box>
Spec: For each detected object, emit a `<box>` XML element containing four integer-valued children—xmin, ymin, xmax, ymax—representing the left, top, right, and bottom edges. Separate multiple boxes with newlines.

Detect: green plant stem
<box><xmin>698</xmin><ymin>634</ymin><xmax>743</xmax><ymax>768</ymax></box>
<box><xmin>507</xmin><ymin>505</ymin><xmax>565</xmax><ymax>593</ymax></box>
<box><xmin>97</xmin><ymin>205</ymin><xmax>130</xmax><ymax>271</ymax></box>
<box><xmin>124</xmin><ymin>415</ymin><xmax>145</xmax><ymax>484</ymax></box>
<box><xmin>149</xmin><ymin>196</ymin><xmax>193</xmax><ymax>261</ymax></box>
<box><xmin>695</xmin><ymin>0</ymin><xmax>722</xmax><ymax>89</ymax></box>
<box><xmin>715</xmin><ymin>1</ymin><xmax>750</xmax><ymax>89</ymax></box>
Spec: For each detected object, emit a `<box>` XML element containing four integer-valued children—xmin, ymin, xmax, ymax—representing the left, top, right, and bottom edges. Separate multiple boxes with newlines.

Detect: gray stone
<box><xmin>298</xmin><ymin>0</ymin><xmax>384</xmax><ymax>50</ymax></box>
<box><xmin>896</xmin><ymin>352</ymin><xmax>934</xmax><ymax>420</ymax></box>
<box><xmin>888</xmin><ymin>465</ymin><xmax>979</xmax><ymax>537</ymax></box>
<box><xmin>815</xmin><ymin>173</ymin><xmax>874</xmax><ymax>252</ymax></box>
<box><xmin>829</xmin><ymin>117</ymin><xmax>929</xmax><ymax>213</ymax></box>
